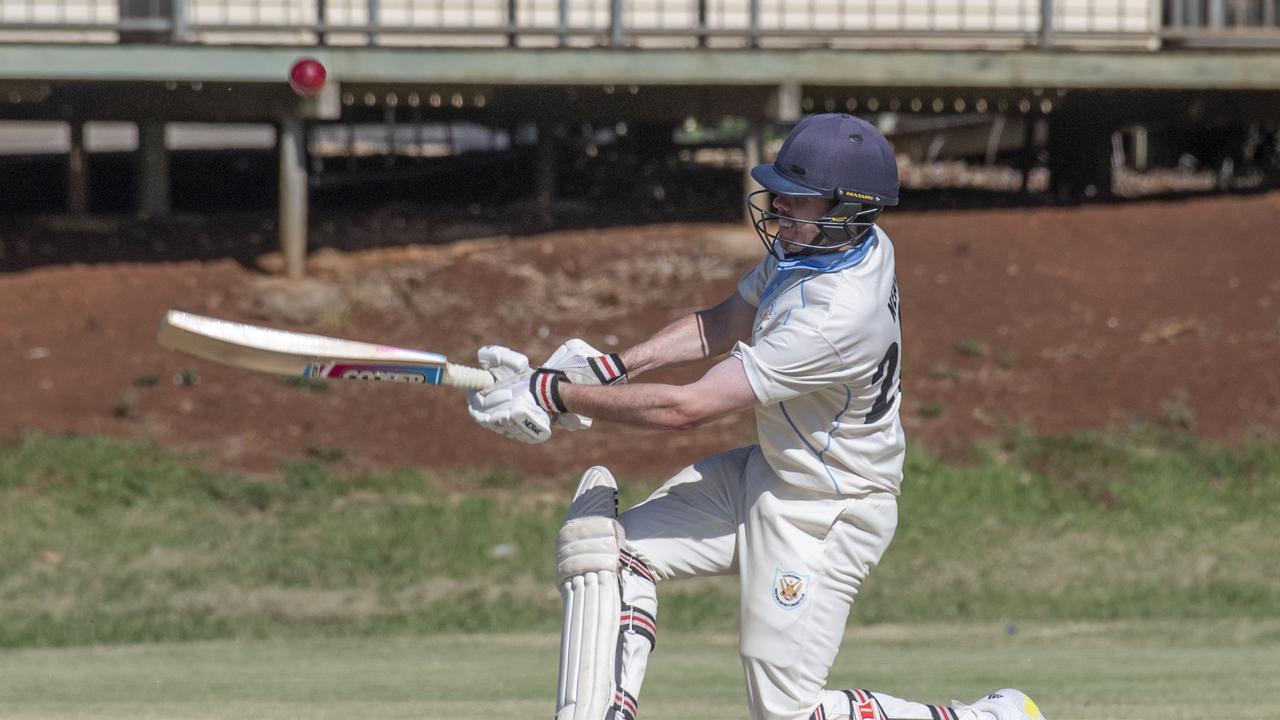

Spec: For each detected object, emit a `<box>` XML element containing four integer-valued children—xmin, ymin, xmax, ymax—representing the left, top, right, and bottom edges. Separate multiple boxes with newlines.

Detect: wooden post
<box><xmin>535</xmin><ymin>123</ymin><xmax>557</xmax><ymax>209</ymax></box>
<box><xmin>67</xmin><ymin>120</ymin><xmax>89</xmax><ymax>215</ymax></box>
<box><xmin>743</xmin><ymin>120</ymin><xmax>764</xmax><ymax>224</ymax></box>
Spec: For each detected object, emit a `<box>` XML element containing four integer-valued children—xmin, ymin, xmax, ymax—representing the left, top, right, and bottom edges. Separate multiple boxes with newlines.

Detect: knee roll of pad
<box><xmin>557</xmin><ymin>514</ymin><xmax>625</xmax><ymax>583</ymax></box>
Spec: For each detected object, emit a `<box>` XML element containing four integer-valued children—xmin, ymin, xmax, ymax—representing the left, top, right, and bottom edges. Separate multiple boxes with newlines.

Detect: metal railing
<box><xmin>1164</xmin><ymin>0</ymin><xmax>1280</xmax><ymax>45</ymax></box>
<box><xmin>0</xmin><ymin>0</ymin><xmax>1276</xmax><ymax>48</ymax></box>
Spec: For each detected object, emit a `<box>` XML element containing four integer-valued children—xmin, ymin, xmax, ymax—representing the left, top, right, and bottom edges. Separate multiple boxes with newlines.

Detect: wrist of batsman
<box><xmin>586</xmin><ymin>353</ymin><xmax>628</xmax><ymax>385</ymax></box>
<box><xmin>530</xmin><ymin>368</ymin><xmax>570</xmax><ymax>414</ymax></box>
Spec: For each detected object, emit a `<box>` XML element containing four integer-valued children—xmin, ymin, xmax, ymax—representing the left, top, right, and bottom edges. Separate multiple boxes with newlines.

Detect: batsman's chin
<box><xmin>776</xmin><ymin>230</ymin><xmax>817</xmax><ymax>251</ymax></box>
<box><xmin>778</xmin><ymin>239</ymin><xmax>809</xmax><ymax>256</ymax></box>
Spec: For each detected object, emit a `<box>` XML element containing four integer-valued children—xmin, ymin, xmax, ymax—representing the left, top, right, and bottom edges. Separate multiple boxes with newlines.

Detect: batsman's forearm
<box><xmin>559</xmin><ymin>382</ymin><xmax>702</xmax><ymax>431</ymax></box>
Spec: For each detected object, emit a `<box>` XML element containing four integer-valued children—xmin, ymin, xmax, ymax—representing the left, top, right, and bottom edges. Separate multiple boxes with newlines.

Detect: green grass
<box><xmin>0</xmin><ymin>430</ymin><xmax>1278</xmax><ymax>648</ymax></box>
<box><xmin>0</xmin><ymin>621</ymin><xmax>1277</xmax><ymax>719</ymax></box>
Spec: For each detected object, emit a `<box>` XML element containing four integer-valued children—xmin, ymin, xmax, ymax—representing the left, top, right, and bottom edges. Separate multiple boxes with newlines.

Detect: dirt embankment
<box><xmin>2</xmin><ymin>191</ymin><xmax>1278</xmax><ymax>482</ymax></box>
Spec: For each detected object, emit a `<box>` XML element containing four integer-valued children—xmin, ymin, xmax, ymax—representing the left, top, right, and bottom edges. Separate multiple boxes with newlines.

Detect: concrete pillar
<box><xmin>67</xmin><ymin>120</ymin><xmax>89</xmax><ymax>215</ymax></box>
<box><xmin>534</xmin><ymin>124</ymin><xmax>557</xmax><ymax>209</ymax></box>
<box><xmin>278</xmin><ymin>118</ymin><xmax>309</xmax><ymax>279</ymax></box>
<box><xmin>136</xmin><ymin>119</ymin><xmax>170</xmax><ymax>216</ymax></box>
<box><xmin>751</xmin><ymin>81</ymin><xmax>800</xmax><ymax>225</ymax></box>
<box><xmin>772</xmin><ymin>82</ymin><xmax>803</xmax><ymax>123</ymax></box>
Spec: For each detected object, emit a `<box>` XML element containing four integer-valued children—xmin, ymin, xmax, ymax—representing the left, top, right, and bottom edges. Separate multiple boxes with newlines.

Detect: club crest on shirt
<box><xmin>773</xmin><ymin>570</ymin><xmax>808</xmax><ymax>610</ymax></box>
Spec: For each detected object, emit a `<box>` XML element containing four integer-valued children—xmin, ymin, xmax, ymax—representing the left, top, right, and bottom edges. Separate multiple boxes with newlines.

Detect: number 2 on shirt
<box><xmin>866</xmin><ymin>342</ymin><xmax>899</xmax><ymax>424</ymax></box>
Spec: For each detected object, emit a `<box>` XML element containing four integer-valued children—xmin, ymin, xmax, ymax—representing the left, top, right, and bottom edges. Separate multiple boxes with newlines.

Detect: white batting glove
<box><xmin>478</xmin><ymin>345</ymin><xmax>530</xmax><ymax>382</ymax></box>
<box><xmin>539</xmin><ymin>338</ymin><xmax>629</xmax><ymax>432</ymax></box>
<box><xmin>468</xmin><ymin>346</ymin><xmax>552</xmax><ymax>444</ymax></box>
<box><xmin>543</xmin><ymin>338</ymin><xmax>629</xmax><ymax>387</ymax></box>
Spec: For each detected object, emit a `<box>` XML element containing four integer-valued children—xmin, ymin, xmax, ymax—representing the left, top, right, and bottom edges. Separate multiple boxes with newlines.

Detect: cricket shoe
<box><xmin>951</xmin><ymin>688</ymin><xmax>1046</xmax><ymax>720</ymax></box>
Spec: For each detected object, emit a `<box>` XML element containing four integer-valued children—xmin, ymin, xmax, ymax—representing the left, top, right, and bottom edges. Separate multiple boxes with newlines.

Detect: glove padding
<box><xmin>540</xmin><ymin>339</ymin><xmax>628</xmax><ymax>431</ymax></box>
<box><xmin>468</xmin><ymin>346</ymin><xmax>552</xmax><ymax>444</ymax></box>
<box><xmin>543</xmin><ymin>338</ymin><xmax>628</xmax><ymax>387</ymax></box>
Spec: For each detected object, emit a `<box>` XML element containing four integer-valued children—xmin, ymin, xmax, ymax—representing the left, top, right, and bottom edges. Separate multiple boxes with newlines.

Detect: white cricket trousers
<box><xmin>620</xmin><ymin>445</ymin><xmax>899</xmax><ymax>720</ymax></box>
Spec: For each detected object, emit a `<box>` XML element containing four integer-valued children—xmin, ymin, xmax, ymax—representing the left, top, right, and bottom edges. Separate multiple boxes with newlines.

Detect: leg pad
<box><xmin>555</xmin><ymin>467</ymin><xmax>624</xmax><ymax>720</ymax></box>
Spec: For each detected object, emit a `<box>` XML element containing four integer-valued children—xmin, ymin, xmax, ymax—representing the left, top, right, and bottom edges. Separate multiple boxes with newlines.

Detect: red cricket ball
<box><xmin>289</xmin><ymin>57</ymin><xmax>327</xmax><ymax>97</ymax></box>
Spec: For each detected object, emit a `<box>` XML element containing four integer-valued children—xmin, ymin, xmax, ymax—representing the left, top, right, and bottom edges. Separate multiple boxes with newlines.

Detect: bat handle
<box><xmin>445</xmin><ymin>363</ymin><xmax>496</xmax><ymax>391</ymax></box>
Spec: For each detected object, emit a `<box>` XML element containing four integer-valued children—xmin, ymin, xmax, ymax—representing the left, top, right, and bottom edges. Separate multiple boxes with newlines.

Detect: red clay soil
<box><xmin>2</xmin><ymin>191</ymin><xmax>1278</xmax><ymax>484</ymax></box>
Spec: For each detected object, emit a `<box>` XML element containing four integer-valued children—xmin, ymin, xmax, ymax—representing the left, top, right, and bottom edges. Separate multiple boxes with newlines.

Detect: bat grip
<box><xmin>446</xmin><ymin>363</ymin><xmax>496</xmax><ymax>391</ymax></box>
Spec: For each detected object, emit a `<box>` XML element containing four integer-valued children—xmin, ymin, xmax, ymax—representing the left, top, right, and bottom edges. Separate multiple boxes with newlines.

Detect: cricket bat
<box><xmin>156</xmin><ymin>310</ymin><xmax>494</xmax><ymax>391</ymax></box>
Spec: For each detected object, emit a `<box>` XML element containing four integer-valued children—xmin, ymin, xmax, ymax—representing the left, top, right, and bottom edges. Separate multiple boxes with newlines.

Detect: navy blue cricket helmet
<box><xmin>747</xmin><ymin>113</ymin><xmax>899</xmax><ymax>258</ymax></box>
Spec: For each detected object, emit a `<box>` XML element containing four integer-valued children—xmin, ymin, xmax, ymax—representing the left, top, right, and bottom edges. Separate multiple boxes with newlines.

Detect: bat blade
<box><xmin>156</xmin><ymin>310</ymin><xmax>493</xmax><ymax>390</ymax></box>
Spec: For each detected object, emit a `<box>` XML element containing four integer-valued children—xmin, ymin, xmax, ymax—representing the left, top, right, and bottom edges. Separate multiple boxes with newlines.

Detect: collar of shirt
<box><xmin>762</xmin><ymin>230</ymin><xmax>879</xmax><ymax>302</ymax></box>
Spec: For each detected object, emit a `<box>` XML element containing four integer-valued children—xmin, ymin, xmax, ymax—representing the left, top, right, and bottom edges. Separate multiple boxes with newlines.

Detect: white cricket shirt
<box><xmin>733</xmin><ymin>227</ymin><xmax>906</xmax><ymax>496</ymax></box>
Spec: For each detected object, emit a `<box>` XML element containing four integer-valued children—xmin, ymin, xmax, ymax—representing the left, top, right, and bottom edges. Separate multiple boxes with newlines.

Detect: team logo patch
<box><xmin>773</xmin><ymin>570</ymin><xmax>808</xmax><ymax>610</ymax></box>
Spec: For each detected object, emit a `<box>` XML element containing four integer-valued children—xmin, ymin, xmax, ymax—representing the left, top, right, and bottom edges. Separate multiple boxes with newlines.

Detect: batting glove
<box><xmin>468</xmin><ymin>345</ymin><xmax>553</xmax><ymax>444</ymax></box>
<box><xmin>543</xmin><ymin>338</ymin><xmax>628</xmax><ymax>386</ymax></box>
<box><xmin>539</xmin><ymin>338</ymin><xmax>628</xmax><ymax>431</ymax></box>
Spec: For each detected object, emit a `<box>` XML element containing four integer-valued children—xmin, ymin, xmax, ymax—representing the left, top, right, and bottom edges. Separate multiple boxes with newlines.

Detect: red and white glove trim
<box><xmin>530</xmin><ymin>368</ymin><xmax>569</xmax><ymax>414</ymax></box>
<box><xmin>587</xmin><ymin>353</ymin><xmax>627</xmax><ymax>385</ymax></box>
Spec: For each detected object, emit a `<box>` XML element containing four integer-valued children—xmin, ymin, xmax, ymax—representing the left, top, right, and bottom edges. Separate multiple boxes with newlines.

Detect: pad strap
<box><xmin>619</xmin><ymin>549</ymin><xmax>656</xmax><ymax>585</ymax></box>
<box><xmin>620</xmin><ymin>604</ymin><xmax>656</xmax><ymax>650</ymax></box>
<box><xmin>613</xmin><ymin>688</ymin><xmax>639</xmax><ymax>720</ymax></box>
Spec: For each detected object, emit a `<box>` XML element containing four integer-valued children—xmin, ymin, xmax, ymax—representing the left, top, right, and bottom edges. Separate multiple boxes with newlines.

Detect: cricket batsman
<box><xmin>469</xmin><ymin>113</ymin><xmax>1047</xmax><ymax>720</ymax></box>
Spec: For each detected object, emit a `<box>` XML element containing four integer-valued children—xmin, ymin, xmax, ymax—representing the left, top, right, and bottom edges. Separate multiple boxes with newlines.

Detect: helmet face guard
<box><xmin>746</xmin><ymin>113</ymin><xmax>899</xmax><ymax>260</ymax></box>
<box><xmin>746</xmin><ymin>189</ymin><xmax>884</xmax><ymax>260</ymax></box>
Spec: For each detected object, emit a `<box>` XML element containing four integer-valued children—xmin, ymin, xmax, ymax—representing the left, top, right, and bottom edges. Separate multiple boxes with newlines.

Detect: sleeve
<box><xmin>733</xmin><ymin>322</ymin><xmax>846</xmax><ymax>406</ymax></box>
<box><xmin>736</xmin><ymin>257</ymin><xmax>772</xmax><ymax>307</ymax></box>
